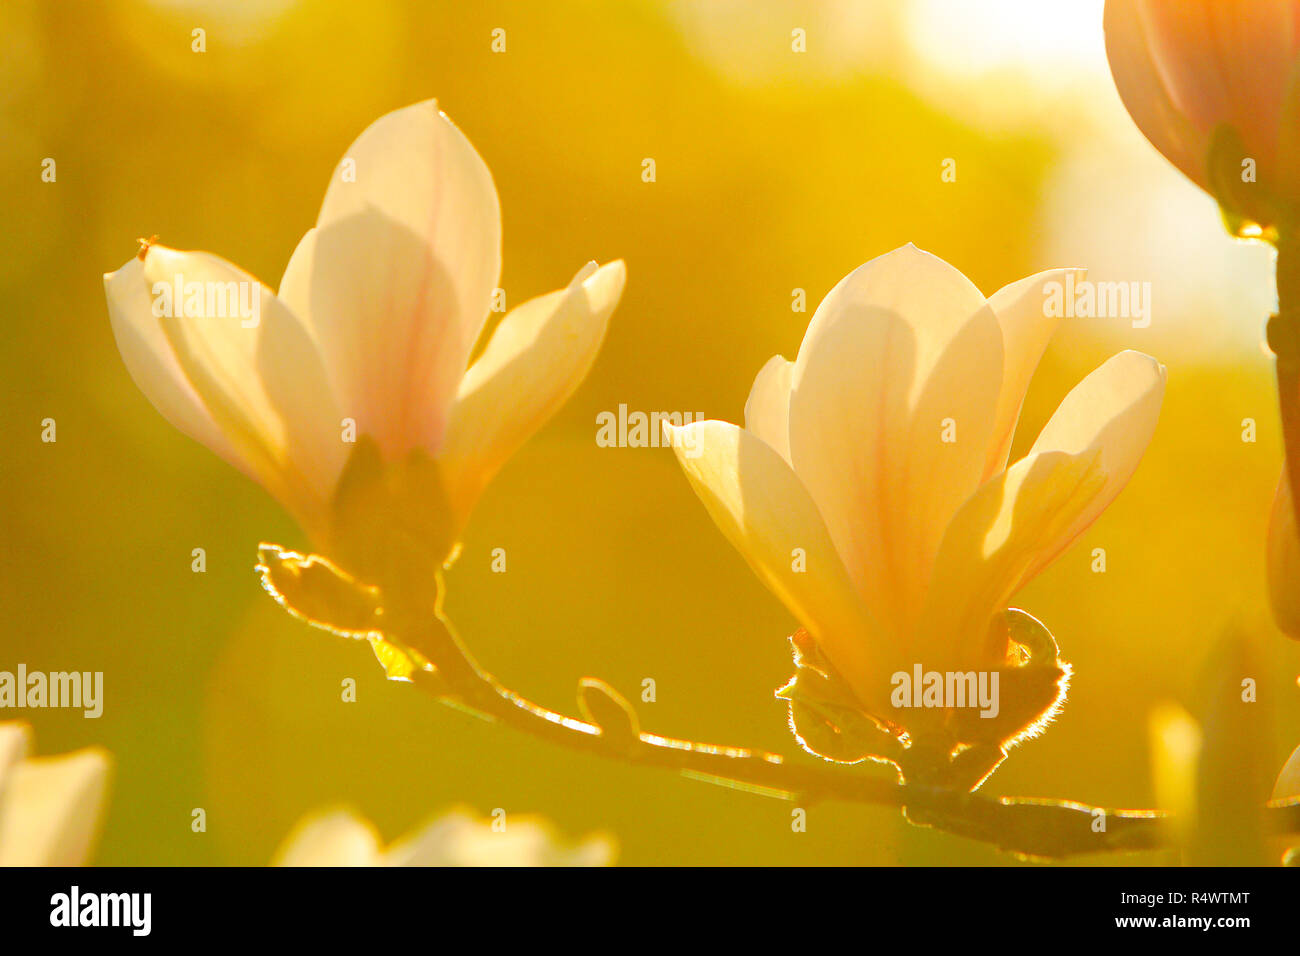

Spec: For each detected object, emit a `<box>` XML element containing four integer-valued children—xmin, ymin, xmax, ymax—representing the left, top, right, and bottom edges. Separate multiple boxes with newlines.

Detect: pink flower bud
<box><xmin>1105</xmin><ymin>0</ymin><xmax>1300</xmax><ymax>232</ymax></box>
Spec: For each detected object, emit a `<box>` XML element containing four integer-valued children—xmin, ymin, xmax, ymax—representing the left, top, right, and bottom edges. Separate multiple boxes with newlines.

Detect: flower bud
<box><xmin>1105</xmin><ymin>0</ymin><xmax>1300</xmax><ymax>235</ymax></box>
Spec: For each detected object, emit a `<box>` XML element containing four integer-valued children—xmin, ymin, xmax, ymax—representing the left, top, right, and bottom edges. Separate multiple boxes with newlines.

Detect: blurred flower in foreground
<box><xmin>1148</xmin><ymin>637</ymin><xmax>1277</xmax><ymax>865</ymax></box>
<box><xmin>1148</xmin><ymin>702</ymin><xmax>1202</xmax><ymax>850</ymax></box>
<box><xmin>104</xmin><ymin>100</ymin><xmax>625</xmax><ymax>582</ymax></box>
<box><xmin>1104</xmin><ymin>0</ymin><xmax>1300</xmax><ymax>237</ymax></box>
<box><xmin>1276</xmin><ymin>740</ymin><xmax>1300</xmax><ymax>866</ymax></box>
<box><xmin>1275</xmin><ymin>743</ymin><xmax>1300</xmax><ymax>800</ymax></box>
<box><xmin>271</xmin><ymin>805</ymin><xmax>614</xmax><ymax>867</ymax></box>
<box><xmin>0</xmin><ymin>722</ymin><xmax>110</xmax><ymax>866</ymax></box>
<box><xmin>666</xmin><ymin>245</ymin><xmax>1165</xmax><ymax>776</ymax></box>
<box><xmin>1267</xmin><ymin>473</ymin><xmax>1300</xmax><ymax>638</ymax></box>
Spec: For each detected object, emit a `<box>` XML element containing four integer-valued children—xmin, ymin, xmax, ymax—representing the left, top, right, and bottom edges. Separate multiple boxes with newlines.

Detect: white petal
<box><xmin>104</xmin><ymin>256</ymin><xmax>249</xmax><ymax>476</ymax></box>
<box><xmin>787</xmin><ymin>245</ymin><xmax>1003</xmax><ymax>636</ymax></box>
<box><xmin>1020</xmin><ymin>349</ymin><xmax>1166</xmax><ymax>581</ymax></box>
<box><xmin>919</xmin><ymin>350</ymin><xmax>1165</xmax><ymax>665</ymax></box>
<box><xmin>0</xmin><ymin>722</ymin><xmax>31</xmax><ymax>814</ymax></box>
<box><xmin>0</xmin><ymin>746</ymin><xmax>110</xmax><ymax>866</ymax></box>
<box><xmin>271</xmin><ymin>808</ymin><xmax>381</xmax><ymax>866</ymax></box>
<box><xmin>982</xmin><ymin>267</ymin><xmax>1086</xmax><ymax>477</ymax></box>
<box><xmin>295</xmin><ymin>101</ymin><xmax>502</xmax><ymax>459</ymax></box>
<box><xmin>277</xmin><ymin>227</ymin><xmax>316</xmax><ymax>316</ymax></box>
<box><xmin>666</xmin><ymin>419</ymin><xmax>895</xmax><ymax>712</ymax></box>
<box><xmin>743</xmin><ymin>355</ymin><xmax>793</xmax><ymax>464</ymax></box>
<box><xmin>920</xmin><ymin>450</ymin><xmax>1106</xmax><ymax>668</ymax></box>
<box><xmin>439</xmin><ymin>260</ymin><xmax>625</xmax><ymax>525</ymax></box>
<box><xmin>140</xmin><ymin>247</ymin><xmax>346</xmax><ymax>536</ymax></box>
<box><xmin>384</xmin><ymin>809</ymin><xmax>614</xmax><ymax>866</ymax></box>
<box><xmin>380</xmin><ymin>812</ymin><xmax>466</xmax><ymax>866</ymax></box>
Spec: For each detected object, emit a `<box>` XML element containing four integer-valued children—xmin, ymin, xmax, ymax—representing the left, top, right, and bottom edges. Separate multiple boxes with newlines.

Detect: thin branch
<box><xmin>390</xmin><ymin>604</ymin><xmax>1300</xmax><ymax>860</ymax></box>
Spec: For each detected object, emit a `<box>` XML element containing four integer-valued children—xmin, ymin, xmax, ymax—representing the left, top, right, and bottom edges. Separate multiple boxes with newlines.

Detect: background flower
<box><xmin>0</xmin><ymin>722</ymin><xmax>110</xmax><ymax>867</ymax></box>
<box><xmin>271</xmin><ymin>805</ymin><xmax>613</xmax><ymax>867</ymax></box>
<box><xmin>1104</xmin><ymin>0</ymin><xmax>1300</xmax><ymax>232</ymax></box>
<box><xmin>104</xmin><ymin>102</ymin><xmax>625</xmax><ymax>574</ymax></box>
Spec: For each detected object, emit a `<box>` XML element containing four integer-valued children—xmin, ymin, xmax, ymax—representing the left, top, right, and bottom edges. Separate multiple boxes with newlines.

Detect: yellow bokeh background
<box><xmin>2</xmin><ymin>0</ymin><xmax>1297</xmax><ymax>864</ymax></box>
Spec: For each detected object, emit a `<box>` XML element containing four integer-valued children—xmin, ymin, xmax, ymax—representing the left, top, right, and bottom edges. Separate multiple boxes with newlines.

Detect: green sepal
<box><xmin>950</xmin><ymin>607</ymin><xmax>1070</xmax><ymax>751</ymax></box>
<box><xmin>1207</xmin><ymin>123</ymin><xmax>1278</xmax><ymax>243</ymax></box>
<box><xmin>256</xmin><ymin>543</ymin><xmax>383</xmax><ymax>636</ymax></box>
<box><xmin>328</xmin><ymin>437</ymin><xmax>459</xmax><ymax>605</ymax></box>
<box><xmin>366</xmin><ymin>633</ymin><xmax>433</xmax><ymax>683</ymax></box>
<box><xmin>775</xmin><ymin>629</ymin><xmax>902</xmax><ymax>765</ymax></box>
<box><xmin>256</xmin><ymin>542</ymin><xmax>432</xmax><ymax>683</ymax></box>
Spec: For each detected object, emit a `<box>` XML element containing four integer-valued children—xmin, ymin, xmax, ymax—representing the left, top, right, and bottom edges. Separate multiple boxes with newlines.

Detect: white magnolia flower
<box><xmin>667</xmin><ymin>245</ymin><xmax>1165</xmax><ymax>746</ymax></box>
<box><xmin>271</xmin><ymin>805</ymin><xmax>613</xmax><ymax>867</ymax></box>
<box><xmin>0</xmin><ymin>722</ymin><xmax>111</xmax><ymax>866</ymax></box>
<box><xmin>105</xmin><ymin>101</ymin><xmax>625</xmax><ymax>569</ymax></box>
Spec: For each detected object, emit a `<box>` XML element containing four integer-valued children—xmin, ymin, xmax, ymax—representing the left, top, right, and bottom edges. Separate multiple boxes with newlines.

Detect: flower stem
<box><xmin>386</xmin><ymin>586</ymin><xmax>1300</xmax><ymax>859</ymax></box>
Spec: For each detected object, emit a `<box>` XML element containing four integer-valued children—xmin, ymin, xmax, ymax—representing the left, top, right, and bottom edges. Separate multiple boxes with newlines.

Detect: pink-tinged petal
<box><xmin>743</xmin><ymin>355</ymin><xmax>793</xmax><ymax>464</ymax></box>
<box><xmin>139</xmin><ymin>246</ymin><xmax>346</xmax><ymax>537</ymax></box>
<box><xmin>0</xmin><ymin>744</ymin><xmax>110</xmax><ymax>866</ymax></box>
<box><xmin>1133</xmin><ymin>0</ymin><xmax>1300</xmax><ymax>169</ymax></box>
<box><xmin>787</xmin><ymin>245</ymin><xmax>1003</xmax><ymax>637</ymax></box>
<box><xmin>439</xmin><ymin>261</ymin><xmax>625</xmax><ymax>526</ymax></box>
<box><xmin>1133</xmin><ymin>0</ymin><xmax>1231</xmax><ymax>134</ymax></box>
<box><xmin>665</xmin><ymin>419</ymin><xmax>895</xmax><ymax>713</ymax></box>
<box><xmin>298</xmin><ymin>101</ymin><xmax>502</xmax><ymax>459</ymax></box>
<box><xmin>982</xmin><ymin>268</ymin><xmax>1087</xmax><ymax>479</ymax></box>
<box><xmin>105</xmin><ymin>256</ymin><xmax>250</xmax><ymax>478</ymax></box>
<box><xmin>1203</xmin><ymin>0</ymin><xmax>1300</xmax><ymax>170</ymax></box>
<box><xmin>1104</xmin><ymin>0</ymin><xmax>1212</xmax><ymax>189</ymax></box>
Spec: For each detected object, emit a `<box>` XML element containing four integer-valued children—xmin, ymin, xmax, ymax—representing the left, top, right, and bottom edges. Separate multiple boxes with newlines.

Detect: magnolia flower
<box><xmin>271</xmin><ymin>805</ymin><xmax>613</xmax><ymax>867</ymax></box>
<box><xmin>0</xmin><ymin>722</ymin><xmax>110</xmax><ymax>866</ymax></box>
<box><xmin>666</xmin><ymin>245</ymin><xmax>1165</xmax><ymax>751</ymax></box>
<box><xmin>1104</xmin><ymin>0</ymin><xmax>1300</xmax><ymax>232</ymax></box>
<box><xmin>1108</xmin><ymin>5</ymin><xmax>1300</xmax><ymax>639</ymax></box>
<box><xmin>105</xmin><ymin>101</ymin><xmax>625</xmax><ymax>579</ymax></box>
